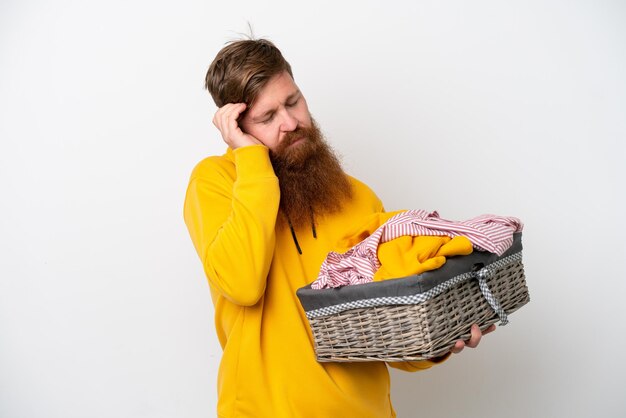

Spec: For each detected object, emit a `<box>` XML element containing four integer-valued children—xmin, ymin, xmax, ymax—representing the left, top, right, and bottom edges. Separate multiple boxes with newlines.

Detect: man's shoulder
<box><xmin>347</xmin><ymin>174</ymin><xmax>375</xmax><ymax>194</ymax></box>
<box><xmin>346</xmin><ymin>174</ymin><xmax>384</xmax><ymax>208</ymax></box>
<box><xmin>189</xmin><ymin>151</ymin><xmax>235</xmax><ymax>181</ymax></box>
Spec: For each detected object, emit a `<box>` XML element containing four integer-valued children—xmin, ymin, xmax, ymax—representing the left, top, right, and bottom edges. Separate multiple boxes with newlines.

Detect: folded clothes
<box><xmin>312</xmin><ymin>210</ymin><xmax>523</xmax><ymax>290</ymax></box>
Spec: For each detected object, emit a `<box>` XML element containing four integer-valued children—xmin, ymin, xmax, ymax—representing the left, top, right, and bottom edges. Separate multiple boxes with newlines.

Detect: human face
<box><xmin>240</xmin><ymin>71</ymin><xmax>312</xmax><ymax>151</ymax></box>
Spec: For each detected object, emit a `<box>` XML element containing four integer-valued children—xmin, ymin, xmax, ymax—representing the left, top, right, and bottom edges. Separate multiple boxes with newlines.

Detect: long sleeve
<box><xmin>183</xmin><ymin>145</ymin><xmax>280</xmax><ymax>306</ymax></box>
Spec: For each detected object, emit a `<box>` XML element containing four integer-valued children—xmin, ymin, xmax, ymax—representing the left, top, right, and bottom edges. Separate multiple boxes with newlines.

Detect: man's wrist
<box><xmin>233</xmin><ymin>145</ymin><xmax>275</xmax><ymax>179</ymax></box>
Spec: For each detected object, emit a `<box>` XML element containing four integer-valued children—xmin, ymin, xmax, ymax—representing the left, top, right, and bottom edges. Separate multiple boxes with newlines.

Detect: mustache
<box><xmin>269</xmin><ymin>119</ymin><xmax>325</xmax><ymax>170</ymax></box>
<box><xmin>282</xmin><ymin>126</ymin><xmax>315</xmax><ymax>146</ymax></box>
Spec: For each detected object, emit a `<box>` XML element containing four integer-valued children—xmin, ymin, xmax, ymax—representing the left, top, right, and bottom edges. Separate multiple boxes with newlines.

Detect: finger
<box><xmin>483</xmin><ymin>324</ymin><xmax>496</xmax><ymax>335</ymax></box>
<box><xmin>450</xmin><ymin>340</ymin><xmax>465</xmax><ymax>354</ymax></box>
<box><xmin>213</xmin><ymin>105</ymin><xmax>228</xmax><ymax>129</ymax></box>
<box><xmin>223</xmin><ymin>103</ymin><xmax>247</xmax><ymax>122</ymax></box>
<box><xmin>214</xmin><ymin>103</ymin><xmax>244</xmax><ymax>126</ymax></box>
<box><xmin>466</xmin><ymin>324</ymin><xmax>482</xmax><ymax>348</ymax></box>
<box><xmin>214</xmin><ymin>103</ymin><xmax>247</xmax><ymax>140</ymax></box>
<box><xmin>226</xmin><ymin>105</ymin><xmax>248</xmax><ymax>134</ymax></box>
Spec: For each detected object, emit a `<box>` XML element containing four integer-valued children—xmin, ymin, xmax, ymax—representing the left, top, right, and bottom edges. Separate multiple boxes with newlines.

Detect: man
<box><xmin>184</xmin><ymin>38</ymin><xmax>493</xmax><ymax>418</ymax></box>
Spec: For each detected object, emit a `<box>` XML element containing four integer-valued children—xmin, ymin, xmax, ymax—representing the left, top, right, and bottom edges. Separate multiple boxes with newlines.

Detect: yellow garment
<box><xmin>184</xmin><ymin>145</ymin><xmax>447</xmax><ymax>418</ymax></box>
<box><xmin>374</xmin><ymin>235</ymin><xmax>473</xmax><ymax>281</ymax></box>
<box><xmin>336</xmin><ymin>211</ymin><xmax>473</xmax><ymax>282</ymax></box>
<box><xmin>336</xmin><ymin>210</ymin><xmax>403</xmax><ymax>249</ymax></box>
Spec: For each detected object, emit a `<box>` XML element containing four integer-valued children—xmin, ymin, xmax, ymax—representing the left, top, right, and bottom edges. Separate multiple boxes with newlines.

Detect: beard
<box><xmin>269</xmin><ymin>119</ymin><xmax>353</xmax><ymax>229</ymax></box>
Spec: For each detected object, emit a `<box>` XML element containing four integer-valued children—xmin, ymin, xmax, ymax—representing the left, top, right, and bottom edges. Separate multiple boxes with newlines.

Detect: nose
<box><xmin>278</xmin><ymin>108</ymin><xmax>298</xmax><ymax>132</ymax></box>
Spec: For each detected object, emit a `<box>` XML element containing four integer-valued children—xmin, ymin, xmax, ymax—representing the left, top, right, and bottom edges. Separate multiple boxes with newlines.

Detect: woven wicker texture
<box><xmin>309</xmin><ymin>260</ymin><xmax>529</xmax><ymax>362</ymax></box>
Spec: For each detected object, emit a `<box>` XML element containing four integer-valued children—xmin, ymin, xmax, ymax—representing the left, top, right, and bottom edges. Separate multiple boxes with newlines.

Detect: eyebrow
<box><xmin>250</xmin><ymin>91</ymin><xmax>301</xmax><ymax>122</ymax></box>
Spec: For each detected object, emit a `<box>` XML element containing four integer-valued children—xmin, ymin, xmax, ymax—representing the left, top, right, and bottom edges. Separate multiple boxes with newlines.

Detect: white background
<box><xmin>1</xmin><ymin>1</ymin><xmax>625</xmax><ymax>417</ymax></box>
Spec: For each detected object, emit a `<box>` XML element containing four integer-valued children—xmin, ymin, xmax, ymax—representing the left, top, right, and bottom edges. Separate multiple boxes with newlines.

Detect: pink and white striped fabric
<box><xmin>312</xmin><ymin>210</ymin><xmax>523</xmax><ymax>290</ymax></box>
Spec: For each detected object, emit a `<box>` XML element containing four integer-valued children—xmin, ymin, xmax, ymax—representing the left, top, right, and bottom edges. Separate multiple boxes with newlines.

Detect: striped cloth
<box><xmin>312</xmin><ymin>210</ymin><xmax>523</xmax><ymax>290</ymax></box>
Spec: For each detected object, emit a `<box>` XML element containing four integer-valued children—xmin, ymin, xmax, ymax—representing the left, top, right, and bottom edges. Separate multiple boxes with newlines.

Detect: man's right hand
<box><xmin>212</xmin><ymin>103</ymin><xmax>262</xmax><ymax>149</ymax></box>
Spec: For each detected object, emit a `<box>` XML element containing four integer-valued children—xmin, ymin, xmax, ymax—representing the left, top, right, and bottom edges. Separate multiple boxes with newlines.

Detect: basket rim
<box><xmin>302</xmin><ymin>251</ymin><xmax>523</xmax><ymax>319</ymax></box>
<box><xmin>297</xmin><ymin>233</ymin><xmax>523</xmax><ymax>315</ymax></box>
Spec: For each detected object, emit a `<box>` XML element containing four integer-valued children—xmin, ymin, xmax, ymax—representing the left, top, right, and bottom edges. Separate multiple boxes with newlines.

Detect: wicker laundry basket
<box><xmin>296</xmin><ymin>233</ymin><xmax>529</xmax><ymax>362</ymax></box>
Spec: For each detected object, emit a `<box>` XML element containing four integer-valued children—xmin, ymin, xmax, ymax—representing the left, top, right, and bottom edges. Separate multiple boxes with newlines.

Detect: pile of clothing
<box><xmin>312</xmin><ymin>209</ymin><xmax>523</xmax><ymax>290</ymax></box>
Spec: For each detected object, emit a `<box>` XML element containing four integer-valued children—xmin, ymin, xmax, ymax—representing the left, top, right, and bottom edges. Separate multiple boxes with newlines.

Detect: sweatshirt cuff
<box><xmin>233</xmin><ymin>145</ymin><xmax>276</xmax><ymax>179</ymax></box>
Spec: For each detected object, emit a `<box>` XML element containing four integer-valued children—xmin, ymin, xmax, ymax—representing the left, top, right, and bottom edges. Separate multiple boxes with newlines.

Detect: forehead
<box><xmin>249</xmin><ymin>72</ymin><xmax>300</xmax><ymax>113</ymax></box>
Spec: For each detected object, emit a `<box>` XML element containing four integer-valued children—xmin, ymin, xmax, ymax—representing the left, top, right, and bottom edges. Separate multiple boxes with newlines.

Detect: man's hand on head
<box><xmin>213</xmin><ymin>103</ymin><xmax>262</xmax><ymax>149</ymax></box>
<box><xmin>450</xmin><ymin>323</ymin><xmax>496</xmax><ymax>354</ymax></box>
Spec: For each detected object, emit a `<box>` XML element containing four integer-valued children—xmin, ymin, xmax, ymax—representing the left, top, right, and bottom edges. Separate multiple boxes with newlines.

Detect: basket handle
<box><xmin>473</xmin><ymin>265</ymin><xmax>509</xmax><ymax>326</ymax></box>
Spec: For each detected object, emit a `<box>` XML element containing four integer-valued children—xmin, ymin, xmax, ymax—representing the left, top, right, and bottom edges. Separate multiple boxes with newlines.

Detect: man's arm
<box><xmin>183</xmin><ymin>105</ymin><xmax>280</xmax><ymax>306</ymax></box>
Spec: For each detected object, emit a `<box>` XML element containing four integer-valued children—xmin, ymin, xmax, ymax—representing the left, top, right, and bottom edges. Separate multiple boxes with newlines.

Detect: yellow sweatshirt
<box><xmin>184</xmin><ymin>145</ymin><xmax>446</xmax><ymax>418</ymax></box>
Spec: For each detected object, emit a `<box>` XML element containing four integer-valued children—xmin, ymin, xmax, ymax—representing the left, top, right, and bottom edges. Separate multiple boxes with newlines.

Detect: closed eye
<box><xmin>260</xmin><ymin>114</ymin><xmax>275</xmax><ymax>124</ymax></box>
